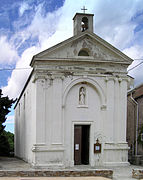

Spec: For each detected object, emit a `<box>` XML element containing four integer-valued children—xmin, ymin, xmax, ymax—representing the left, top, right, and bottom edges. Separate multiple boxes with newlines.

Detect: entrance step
<box><xmin>0</xmin><ymin>169</ymin><xmax>113</xmax><ymax>178</ymax></box>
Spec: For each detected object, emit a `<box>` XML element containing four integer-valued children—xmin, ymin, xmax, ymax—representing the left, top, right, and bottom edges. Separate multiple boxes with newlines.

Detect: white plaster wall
<box><xmin>15</xmin><ymin>72</ymin><xmax>129</xmax><ymax>167</ymax></box>
<box><xmin>64</xmin><ymin>80</ymin><xmax>101</xmax><ymax>167</ymax></box>
<box><xmin>15</xmin><ymin>76</ymin><xmax>36</xmax><ymax>163</ymax></box>
<box><xmin>31</xmin><ymin>76</ymin><xmax>65</xmax><ymax>167</ymax></box>
<box><xmin>14</xmin><ymin>108</ymin><xmax>20</xmax><ymax>156</ymax></box>
<box><xmin>62</xmin><ymin>76</ymin><xmax>129</xmax><ymax>167</ymax></box>
<box><xmin>103</xmin><ymin>78</ymin><xmax>129</xmax><ymax>166</ymax></box>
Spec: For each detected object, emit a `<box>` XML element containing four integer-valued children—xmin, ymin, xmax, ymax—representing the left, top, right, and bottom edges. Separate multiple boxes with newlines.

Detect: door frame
<box><xmin>72</xmin><ymin>121</ymin><xmax>94</xmax><ymax>166</ymax></box>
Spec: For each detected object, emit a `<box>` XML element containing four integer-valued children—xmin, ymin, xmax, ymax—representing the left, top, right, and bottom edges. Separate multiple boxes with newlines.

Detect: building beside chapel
<box><xmin>15</xmin><ymin>12</ymin><xmax>133</xmax><ymax>168</ymax></box>
<box><xmin>127</xmin><ymin>84</ymin><xmax>143</xmax><ymax>165</ymax></box>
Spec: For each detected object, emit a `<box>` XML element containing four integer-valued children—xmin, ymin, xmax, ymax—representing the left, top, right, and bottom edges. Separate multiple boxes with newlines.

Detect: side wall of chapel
<box><xmin>15</xmin><ymin>76</ymin><xmax>36</xmax><ymax>163</ymax></box>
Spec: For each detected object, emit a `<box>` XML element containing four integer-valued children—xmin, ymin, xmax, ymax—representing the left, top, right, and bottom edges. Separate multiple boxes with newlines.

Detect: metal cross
<box><xmin>81</xmin><ymin>6</ymin><xmax>87</xmax><ymax>13</ymax></box>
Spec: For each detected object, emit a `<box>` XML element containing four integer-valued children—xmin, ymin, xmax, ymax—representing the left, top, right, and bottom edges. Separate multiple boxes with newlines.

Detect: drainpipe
<box><xmin>130</xmin><ymin>93</ymin><xmax>139</xmax><ymax>156</ymax></box>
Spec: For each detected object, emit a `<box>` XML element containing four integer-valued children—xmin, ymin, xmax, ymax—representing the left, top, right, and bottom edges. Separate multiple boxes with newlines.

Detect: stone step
<box><xmin>0</xmin><ymin>169</ymin><xmax>113</xmax><ymax>178</ymax></box>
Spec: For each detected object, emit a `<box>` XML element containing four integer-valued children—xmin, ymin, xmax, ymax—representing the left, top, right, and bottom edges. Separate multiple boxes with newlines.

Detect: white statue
<box><xmin>79</xmin><ymin>87</ymin><xmax>86</xmax><ymax>105</ymax></box>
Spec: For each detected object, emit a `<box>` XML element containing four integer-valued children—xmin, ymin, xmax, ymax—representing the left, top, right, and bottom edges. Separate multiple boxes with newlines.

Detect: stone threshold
<box><xmin>0</xmin><ymin>169</ymin><xmax>113</xmax><ymax>178</ymax></box>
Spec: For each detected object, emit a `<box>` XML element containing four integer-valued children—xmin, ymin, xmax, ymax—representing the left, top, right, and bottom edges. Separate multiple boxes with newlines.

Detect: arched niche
<box><xmin>62</xmin><ymin>78</ymin><xmax>106</xmax><ymax>109</ymax></box>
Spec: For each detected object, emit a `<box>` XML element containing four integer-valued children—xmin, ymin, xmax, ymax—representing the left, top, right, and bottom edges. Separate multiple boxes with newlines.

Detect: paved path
<box><xmin>0</xmin><ymin>177</ymin><xmax>110</xmax><ymax>180</ymax></box>
<box><xmin>0</xmin><ymin>157</ymin><xmax>143</xmax><ymax>179</ymax></box>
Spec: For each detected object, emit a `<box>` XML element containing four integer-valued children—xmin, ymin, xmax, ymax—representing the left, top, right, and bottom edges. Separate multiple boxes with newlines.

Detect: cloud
<box><xmin>1</xmin><ymin>0</ymin><xmax>143</xmax><ymax>98</ymax></box>
<box><xmin>123</xmin><ymin>45</ymin><xmax>143</xmax><ymax>86</ymax></box>
<box><xmin>19</xmin><ymin>2</ymin><xmax>31</xmax><ymax>16</ymax></box>
<box><xmin>25</xmin><ymin>4</ymin><xmax>62</xmax><ymax>46</ymax></box>
<box><xmin>1</xmin><ymin>3</ymin><xmax>65</xmax><ymax>98</ymax></box>
<box><xmin>93</xmin><ymin>0</ymin><xmax>143</xmax><ymax>49</ymax></box>
<box><xmin>123</xmin><ymin>45</ymin><xmax>143</xmax><ymax>60</ymax></box>
<box><xmin>1</xmin><ymin>46</ymin><xmax>38</xmax><ymax>98</ymax></box>
<box><xmin>128</xmin><ymin>63</ymin><xmax>143</xmax><ymax>86</ymax></box>
<box><xmin>0</xmin><ymin>36</ymin><xmax>18</xmax><ymax>65</ymax></box>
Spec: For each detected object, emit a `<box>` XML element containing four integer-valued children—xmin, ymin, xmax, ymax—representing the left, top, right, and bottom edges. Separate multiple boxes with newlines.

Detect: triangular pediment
<box><xmin>31</xmin><ymin>32</ymin><xmax>132</xmax><ymax>66</ymax></box>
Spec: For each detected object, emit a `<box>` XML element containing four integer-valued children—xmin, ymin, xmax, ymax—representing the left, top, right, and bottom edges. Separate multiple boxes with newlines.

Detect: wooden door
<box><xmin>74</xmin><ymin>125</ymin><xmax>90</xmax><ymax>165</ymax></box>
<box><xmin>74</xmin><ymin>125</ymin><xmax>82</xmax><ymax>165</ymax></box>
<box><xmin>81</xmin><ymin>125</ymin><xmax>90</xmax><ymax>164</ymax></box>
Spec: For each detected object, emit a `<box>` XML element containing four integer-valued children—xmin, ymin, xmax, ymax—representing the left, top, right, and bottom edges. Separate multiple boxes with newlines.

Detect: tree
<box><xmin>0</xmin><ymin>89</ymin><xmax>16</xmax><ymax>156</ymax></box>
<box><xmin>0</xmin><ymin>133</ymin><xmax>10</xmax><ymax>156</ymax></box>
<box><xmin>4</xmin><ymin>131</ymin><xmax>14</xmax><ymax>152</ymax></box>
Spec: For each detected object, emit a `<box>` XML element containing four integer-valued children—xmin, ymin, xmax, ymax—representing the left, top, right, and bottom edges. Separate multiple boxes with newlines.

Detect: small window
<box><xmin>78</xmin><ymin>50</ymin><xmax>89</xmax><ymax>56</ymax></box>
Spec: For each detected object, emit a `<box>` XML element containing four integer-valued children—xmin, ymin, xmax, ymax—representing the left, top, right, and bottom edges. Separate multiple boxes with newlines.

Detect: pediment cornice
<box><xmin>30</xmin><ymin>31</ymin><xmax>133</xmax><ymax>67</ymax></box>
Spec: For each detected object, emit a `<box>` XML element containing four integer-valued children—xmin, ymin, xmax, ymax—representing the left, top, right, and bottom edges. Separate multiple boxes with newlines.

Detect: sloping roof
<box><xmin>128</xmin><ymin>83</ymin><xmax>143</xmax><ymax>99</ymax></box>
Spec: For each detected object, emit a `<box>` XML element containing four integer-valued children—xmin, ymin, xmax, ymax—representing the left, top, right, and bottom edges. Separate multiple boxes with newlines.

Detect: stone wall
<box><xmin>0</xmin><ymin>169</ymin><xmax>113</xmax><ymax>178</ymax></box>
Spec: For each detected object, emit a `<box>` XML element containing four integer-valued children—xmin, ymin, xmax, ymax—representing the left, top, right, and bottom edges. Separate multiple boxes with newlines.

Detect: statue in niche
<box><xmin>79</xmin><ymin>87</ymin><xmax>86</xmax><ymax>105</ymax></box>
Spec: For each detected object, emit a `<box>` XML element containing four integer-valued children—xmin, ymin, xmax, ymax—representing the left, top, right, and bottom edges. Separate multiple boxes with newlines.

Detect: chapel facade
<box><xmin>15</xmin><ymin>12</ymin><xmax>132</xmax><ymax>168</ymax></box>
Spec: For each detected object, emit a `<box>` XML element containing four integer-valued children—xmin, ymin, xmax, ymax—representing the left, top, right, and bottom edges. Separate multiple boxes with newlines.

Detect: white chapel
<box><xmin>15</xmin><ymin>12</ymin><xmax>133</xmax><ymax>168</ymax></box>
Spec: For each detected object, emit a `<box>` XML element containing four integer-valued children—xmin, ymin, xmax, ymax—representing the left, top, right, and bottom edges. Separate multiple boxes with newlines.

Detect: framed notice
<box><xmin>94</xmin><ymin>141</ymin><xmax>101</xmax><ymax>153</ymax></box>
<box><xmin>75</xmin><ymin>144</ymin><xmax>79</xmax><ymax>150</ymax></box>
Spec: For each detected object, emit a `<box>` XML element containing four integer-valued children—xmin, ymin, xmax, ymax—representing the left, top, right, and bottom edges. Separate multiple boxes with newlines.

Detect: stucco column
<box><xmin>118</xmin><ymin>79</ymin><xmax>128</xmax><ymax>142</ymax></box>
<box><xmin>35</xmin><ymin>78</ymin><xmax>46</xmax><ymax>145</ymax></box>
<box><xmin>113</xmin><ymin>78</ymin><xmax>127</xmax><ymax>143</ymax></box>
<box><xmin>105</xmin><ymin>78</ymin><xmax>115</xmax><ymax>142</ymax></box>
<box><xmin>113</xmin><ymin>78</ymin><xmax>120</xmax><ymax>142</ymax></box>
<box><xmin>51</xmin><ymin>77</ymin><xmax>63</xmax><ymax>145</ymax></box>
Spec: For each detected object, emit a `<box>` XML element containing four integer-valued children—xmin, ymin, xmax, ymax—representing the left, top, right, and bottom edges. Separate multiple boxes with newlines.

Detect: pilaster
<box><xmin>118</xmin><ymin>79</ymin><xmax>128</xmax><ymax>142</ymax></box>
<box><xmin>104</xmin><ymin>77</ymin><xmax>115</xmax><ymax>142</ymax></box>
<box><xmin>35</xmin><ymin>77</ymin><xmax>46</xmax><ymax>145</ymax></box>
<box><xmin>51</xmin><ymin>77</ymin><xmax>63</xmax><ymax>145</ymax></box>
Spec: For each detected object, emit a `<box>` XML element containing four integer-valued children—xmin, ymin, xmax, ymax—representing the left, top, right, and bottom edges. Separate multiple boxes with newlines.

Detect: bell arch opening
<box><xmin>81</xmin><ymin>17</ymin><xmax>88</xmax><ymax>32</ymax></box>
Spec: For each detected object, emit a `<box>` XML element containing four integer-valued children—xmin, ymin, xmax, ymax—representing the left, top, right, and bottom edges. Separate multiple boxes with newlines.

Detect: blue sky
<box><xmin>1</xmin><ymin>0</ymin><xmax>143</xmax><ymax>133</ymax></box>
